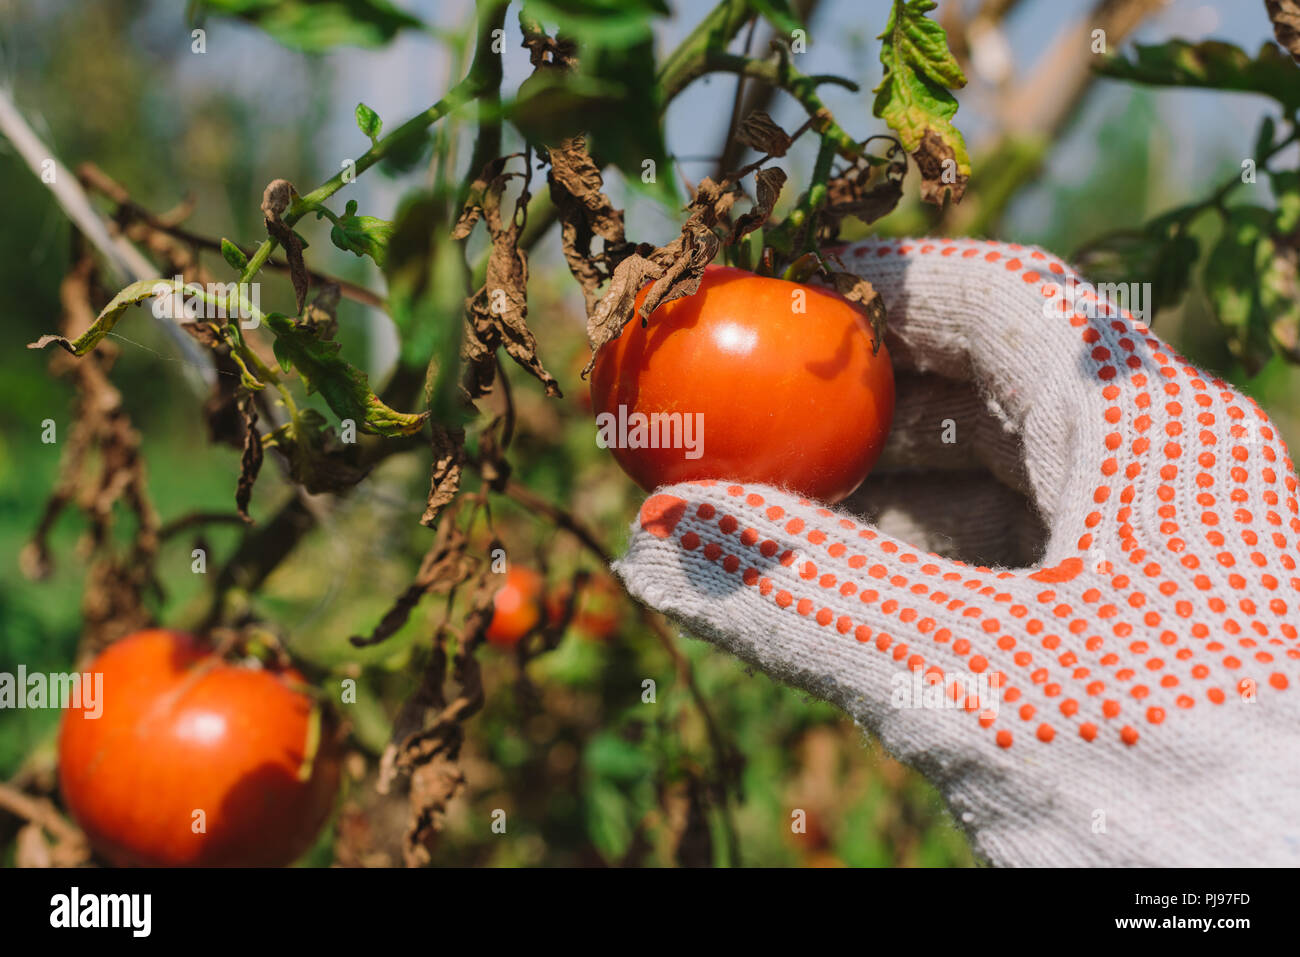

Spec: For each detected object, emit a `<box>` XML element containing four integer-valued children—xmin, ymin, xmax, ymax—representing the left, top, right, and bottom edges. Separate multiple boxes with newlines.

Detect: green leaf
<box><xmin>1254</xmin><ymin>114</ymin><xmax>1277</xmax><ymax>162</ymax></box>
<box><xmin>585</xmin><ymin>779</ymin><xmax>633</xmax><ymax>863</ymax></box>
<box><xmin>1097</xmin><ymin>40</ymin><xmax>1300</xmax><ymax>114</ymax></box>
<box><xmin>581</xmin><ymin>728</ymin><xmax>657</xmax><ymax>863</ymax></box>
<box><xmin>1074</xmin><ymin>220</ymin><xmax>1201</xmax><ymax>320</ymax></box>
<box><xmin>194</xmin><ymin>0</ymin><xmax>424</xmax><ymax>52</ymax></box>
<box><xmin>221</xmin><ymin>238</ymin><xmax>249</xmax><ymax>272</ymax></box>
<box><xmin>1203</xmin><ymin>206</ymin><xmax>1280</xmax><ymax>373</ymax></box>
<box><xmin>1269</xmin><ymin>169</ymin><xmax>1300</xmax><ymax>234</ymax></box>
<box><xmin>263</xmin><ymin>312</ymin><xmax>428</xmax><ymax>436</ymax></box>
<box><xmin>27</xmin><ymin>279</ymin><xmax>170</xmax><ymax>355</ymax></box>
<box><xmin>355</xmin><ymin>102</ymin><xmax>382</xmax><ymax>141</ymax></box>
<box><xmin>329</xmin><ymin>198</ymin><xmax>394</xmax><ymax>268</ymax></box>
<box><xmin>873</xmin><ymin>0</ymin><xmax>969</xmax><ymax>204</ymax></box>
<box><xmin>585</xmin><ymin>732</ymin><xmax>656</xmax><ymax>782</ymax></box>
<box><xmin>748</xmin><ymin>0</ymin><xmax>803</xmax><ymax>37</ymax></box>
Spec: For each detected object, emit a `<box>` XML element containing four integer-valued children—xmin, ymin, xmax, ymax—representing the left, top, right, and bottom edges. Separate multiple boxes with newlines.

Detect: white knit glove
<box><xmin>614</xmin><ymin>238</ymin><xmax>1300</xmax><ymax>867</ymax></box>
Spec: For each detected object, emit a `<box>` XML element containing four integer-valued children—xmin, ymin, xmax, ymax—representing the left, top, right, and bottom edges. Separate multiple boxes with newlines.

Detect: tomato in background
<box><xmin>486</xmin><ymin>566</ymin><xmax>545</xmax><ymax>647</ymax></box>
<box><xmin>590</xmin><ymin>266</ymin><xmax>895</xmax><ymax>504</ymax></box>
<box><xmin>58</xmin><ymin>629</ymin><xmax>341</xmax><ymax>867</ymax></box>
<box><xmin>545</xmin><ymin>573</ymin><xmax>622</xmax><ymax>641</ymax></box>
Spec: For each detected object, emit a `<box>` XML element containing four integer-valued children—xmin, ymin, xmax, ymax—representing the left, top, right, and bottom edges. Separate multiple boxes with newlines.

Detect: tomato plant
<box><xmin>590</xmin><ymin>266</ymin><xmax>895</xmax><ymax>504</ymax></box>
<box><xmin>10</xmin><ymin>0</ymin><xmax>1296</xmax><ymax>875</ymax></box>
<box><xmin>58</xmin><ymin>630</ymin><xmax>341</xmax><ymax>867</ymax></box>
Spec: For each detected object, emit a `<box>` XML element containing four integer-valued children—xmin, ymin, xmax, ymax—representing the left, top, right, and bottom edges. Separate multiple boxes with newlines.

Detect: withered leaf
<box><xmin>27</xmin><ymin>251</ymin><xmax>162</xmax><ymax>650</ymax></box>
<box><xmin>420</xmin><ymin>425</ymin><xmax>464</xmax><ymax>528</ymax></box>
<box><xmin>736</xmin><ymin>110</ymin><xmax>793</xmax><ymax>158</ymax></box>
<box><xmin>732</xmin><ymin>167</ymin><xmax>787</xmax><ymax>240</ymax></box>
<box><xmin>301</xmin><ymin>283</ymin><xmax>340</xmax><ymax>341</ymax></box>
<box><xmin>461</xmin><ymin>297</ymin><xmax>500</xmax><ymax>399</ymax></box>
<box><xmin>261</xmin><ymin>179</ymin><xmax>309</xmax><ymax>313</ymax></box>
<box><xmin>352</xmin><ymin>511</ymin><xmax>474</xmax><ymax>648</ymax></box>
<box><xmin>182</xmin><ymin>321</ymin><xmax>245</xmax><ymax>448</ymax></box>
<box><xmin>403</xmin><ymin>738</ymin><xmax>466</xmax><ymax>867</ymax></box>
<box><xmin>451</xmin><ymin>156</ymin><xmax>508</xmax><ymax>240</ymax></box>
<box><xmin>912</xmin><ymin>129</ymin><xmax>968</xmax><ymax>206</ymax></box>
<box><xmin>827</xmin><ymin>271</ymin><xmax>887</xmax><ymax>353</ymax></box>
<box><xmin>1268</xmin><ymin>0</ymin><xmax>1300</xmax><ymax>63</ymax></box>
<box><xmin>271</xmin><ymin>408</ymin><xmax>370</xmax><ymax>494</ymax></box>
<box><xmin>548</xmin><ymin>136</ymin><xmax>629</xmax><ymax>313</ymax></box>
<box><xmin>480</xmin><ymin>164</ymin><xmax>561</xmax><ymax>396</ymax></box>
<box><xmin>584</xmin><ymin>177</ymin><xmax>734</xmax><ymax>368</ymax></box>
<box><xmin>377</xmin><ymin>616</ymin><xmax>487</xmax><ymax>866</ymax></box>
<box><xmin>548</xmin><ymin>136</ymin><xmax>625</xmax><ymax>241</ymax></box>
<box><xmin>823</xmin><ymin>144</ymin><xmax>907</xmax><ymax>234</ymax></box>
<box><xmin>235</xmin><ymin>395</ymin><xmax>262</xmax><ymax>523</ymax></box>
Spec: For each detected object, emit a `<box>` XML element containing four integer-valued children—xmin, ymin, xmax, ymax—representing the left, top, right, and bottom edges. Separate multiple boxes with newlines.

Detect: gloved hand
<box><xmin>613</xmin><ymin>238</ymin><xmax>1300</xmax><ymax>867</ymax></box>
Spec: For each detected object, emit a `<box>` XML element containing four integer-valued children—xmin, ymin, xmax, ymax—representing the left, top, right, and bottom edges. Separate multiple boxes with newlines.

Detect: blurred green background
<box><xmin>2</xmin><ymin>0</ymin><xmax>1298</xmax><ymax>867</ymax></box>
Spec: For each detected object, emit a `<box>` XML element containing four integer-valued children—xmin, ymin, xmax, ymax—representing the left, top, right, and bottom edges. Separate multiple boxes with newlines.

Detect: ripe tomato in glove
<box><xmin>58</xmin><ymin>629</ymin><xmax>341</xmax><ymax>867</ymax></box>
<box><xmin>590</xmin><ymin>265</ymin><xmax>894</xmax><ymax>504</ymax></box>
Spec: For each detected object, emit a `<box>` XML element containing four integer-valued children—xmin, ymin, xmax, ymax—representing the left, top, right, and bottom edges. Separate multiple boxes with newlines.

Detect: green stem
<box><xmin>695</xmin><ymin>51</ymin><xmax>862</xmax><ymax>161</ymax></box>
<box><xmin>656</xmin><ymin>0</ymin><xmax>754</xmax><ymax>100</ymax></box>
<box><xmin>237</xmin><ymin>0</ymin><xmax>510</xmax><ymax>286</ymax></box>
<box><xmin>1205</xmin><ymin>123</ymin><xmax>1300</xmax><ymax>210</ymax></box>
<box><xmin>765</xmin><ymin>133</ymin><xmax>837</xmax><ymax>257</ymax></box>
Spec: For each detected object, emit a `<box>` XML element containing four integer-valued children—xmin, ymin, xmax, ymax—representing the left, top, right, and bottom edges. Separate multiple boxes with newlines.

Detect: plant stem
<box><xmin>493</xmin><ymin>475</ymin><xmax>743</xmax><ymax>867</ymax></box>
<box><xmin>694</xmin><ymin>51</ymin><xmax>862</xmax><ymax>161</ymax></box>
<box><xmin>656</xmin><ymin>0</ymin><xmax>754</xmax><ymax>100</ymax></box>
<box><xmin>237</xmin><ymin>0</ymin><xmax>510</xmax><ymax>287</ymax></box>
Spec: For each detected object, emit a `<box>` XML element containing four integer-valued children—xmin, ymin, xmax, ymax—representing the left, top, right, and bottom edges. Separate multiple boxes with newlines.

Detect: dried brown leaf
<box><xmin>379</xmin><ymin>615</ymin><xmax>488</xmax><ymax>866</ymax></box>
<box><xmin>451</xmin><ymin>156</ymin><xmax>508</xmax><ymax>240</ymax></box>
<box><xmin>548</xmin><ymin>136</ymin><xmax>629</xmax><ymax>312</ymax></box>
<box><xmin>235</xmin><ymin>395</ymin><xmax>262</xmax><ymax>523</ymax></box>
<box><xmin>823</xmin><ymin>145</ymin><xmax>907</xmax><ymax>234</ymax></box>
<box><xmin>478</xmin><ymin>165</ymin><xmax>561</xmax><ymax>396</ymax></box>
<box><xmin>261</xmin><ymin>179</ymin><xmax>308</xmax><ymax>313</ymax></box>
<box><xmin>302</xmin><ymin>283</ymin><xmax>340</xmax><ymax>340</ymax></box>
<box><xmin>421</xmin><ymin>425</ymin><xmax>464</xmax><ymax>528</ymax></box>
<box><xmin>736</xmin><ymin>110</ymin><xmax>793</xmax><ymax>158</ymax></box>
<box><xmin>827</xmin><ymin>270</ymin><xmax>887</xmax><ymax>353</ymax></box>
<box><xmin>1268</xmin><ymin>0</ymin><xmax>1300</xmax><ymax>62</ymax></box>
<box><xmin>273</xmin><ymin>409</ymin><xmax>371</xmax><ymax>494</ymax></box>
<box><xmin>27</xmin><ymin>249</ymin><xmax>161</xmax><ymax>650</ymax></box>
<box><xmin>548</xmin><ymin>137</ymin><xmax>625</xmax><ymax>241</ymax></box>
<box><xmin>351</xmin><ymin>509</ymin><xmax>475</xmax><ymax>648</ymax></box>
<box><xmin>461</xmin><ymin>298</ymin><xmax>500</xmax><ymax>399</ymax></box>
<box><xmin>732</xmin><ymin>167</ymin><xmax>787</xmax><ymax>240</ymax></box>
<box><xmin>911</xmin><ymin>130</ymin><xmax>968</xmax><ymax>206</ymax></box>
<box><xmin>584</xmin><ymin>178</ymin><xmax>734</xmax><ymax>367</ymax></box>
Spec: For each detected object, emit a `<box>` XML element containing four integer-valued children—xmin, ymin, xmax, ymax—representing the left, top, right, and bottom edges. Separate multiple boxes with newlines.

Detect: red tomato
<box><xmin>58</xmin><ymin>629</ymin><xmax>341</xmax><ymax>867</ymax></box>
<box><xmin>486</xmin><ymin>566</ymin><xmax>545</xmax><ymax>647</ymax></box>
<box><xmin>545</xmin><ymin>574</ymin><xmax>622</xmax><ymax>640</ymax></box>
<box><xmin>590</xmin><ymin>265</ymin><xmax>894</xmax><ymax>504</ymax></box>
